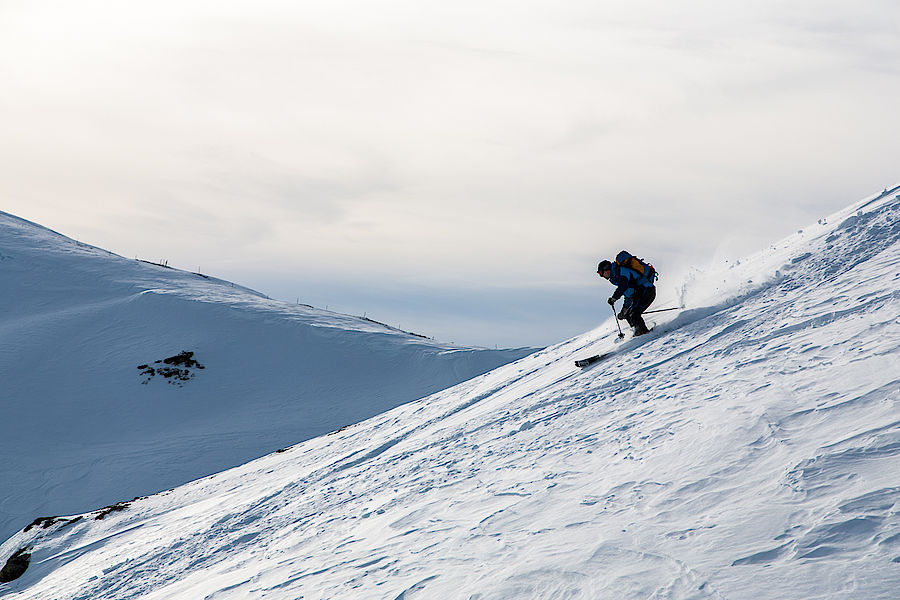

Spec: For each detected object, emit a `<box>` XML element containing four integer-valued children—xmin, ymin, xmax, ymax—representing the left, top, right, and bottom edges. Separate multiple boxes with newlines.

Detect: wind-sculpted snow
<box><xmin>1</xmin><ymin>188</ymin><xmax>899</xmax><ymax>599</ymax></box>
<box><xmin>0</xmin><ymin>211</ymin><xmax>534</xmax><ymax>543</ymax></box>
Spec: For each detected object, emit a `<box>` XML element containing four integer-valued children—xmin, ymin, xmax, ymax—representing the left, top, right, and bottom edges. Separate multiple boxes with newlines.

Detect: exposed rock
<box><xmin>24</xmin><ymin>516</ymin><xmax>61</xmax><ymax>532</ymax></box>
<box><xmin>93</xmin><ymin>496</ymin><xmax>145</xmax><ymax>520</ymax></box>
<box><xmin>23</xmin><ymin>515</ymin><xmax>82</xmax><ymax>533</ymax></box>
<box><xmin>0</xmin><ymin>548</ymin><xmax>30</xmax><ymax>583</ymax></box>
<box><xmin>162</xmin><ymin>351</ymin><xmax>202</xmax><ymax>368</ymax></box>
<box><xmin>138</xmin><ymin>351</ymin><xmax>205</xmax><ymax>386</ymax></box>
<box><xmin>94</xmin><ymin>501</ymin><xmax>130</xmax><ymax>520</ymax></box>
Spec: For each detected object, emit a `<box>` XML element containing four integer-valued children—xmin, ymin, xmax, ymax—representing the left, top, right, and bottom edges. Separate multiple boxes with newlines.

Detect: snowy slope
<box><xmin>2</xmin><ymin>186</ymin><xmax>899</xmax><ymax>599</ymax></box>
<box><xmin>0</xmin><ymin>212</ymin><xmax>534</xmax><ymax>544</ymax></box>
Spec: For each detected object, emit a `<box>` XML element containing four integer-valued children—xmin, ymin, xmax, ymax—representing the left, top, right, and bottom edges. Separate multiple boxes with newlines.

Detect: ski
<box><xmin>575</xmin><ymin>325</ymin><xmax>662</xmax><ymax>368</ymax></box>
<box><xmin>575</xmin><ymin>353</ymin><xmax>611</xmax><ymax>368</ymax></box>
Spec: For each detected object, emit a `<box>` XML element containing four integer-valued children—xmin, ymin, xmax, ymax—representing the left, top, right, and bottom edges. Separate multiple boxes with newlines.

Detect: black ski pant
<box><xmin>623</xmin><ymin>286</ymin><xmax>656</xmax><ymax>333</ymax></box>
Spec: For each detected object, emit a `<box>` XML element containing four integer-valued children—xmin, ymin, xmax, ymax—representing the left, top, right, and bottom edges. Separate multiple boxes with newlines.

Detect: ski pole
<box><xmin>643</xmin><ymin>306</ymin><xmax>682</xmax><ymax>315</ymax></box>
<box><xmin>611</xmin><ymin>303</ymin><xmax>625</xmax><ymax>339</ymax></box>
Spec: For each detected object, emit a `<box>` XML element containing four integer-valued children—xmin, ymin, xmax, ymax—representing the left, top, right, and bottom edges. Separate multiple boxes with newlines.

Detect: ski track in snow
<box><xmin>1</xmin><ymin>187</ymin><xmax>900</xmax><ymax>599</ymax></box>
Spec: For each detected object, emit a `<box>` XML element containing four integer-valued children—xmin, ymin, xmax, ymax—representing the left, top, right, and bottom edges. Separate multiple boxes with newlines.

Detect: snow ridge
<box><xmin>0</xmin><ymin>211</ymin><xmax>534</xmax><ymax>545</ymax></box>
<box><xmin>1</xmin><ymin>188</ymin><xmax>899</xmax><ymax>599</ymax></box>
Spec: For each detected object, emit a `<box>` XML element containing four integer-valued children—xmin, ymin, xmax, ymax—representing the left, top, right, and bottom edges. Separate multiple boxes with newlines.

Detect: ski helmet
<box><xmin>597</xmin><ymin>260</ymin><xmax>612</xmax><ymax>273</ymax></box>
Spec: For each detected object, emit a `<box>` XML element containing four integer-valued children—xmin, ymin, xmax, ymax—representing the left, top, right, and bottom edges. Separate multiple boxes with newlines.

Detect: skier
<box><xmin>597</xmin><ymin>252</ymin><xmax>657</xmax><ymax>336</ymax></box>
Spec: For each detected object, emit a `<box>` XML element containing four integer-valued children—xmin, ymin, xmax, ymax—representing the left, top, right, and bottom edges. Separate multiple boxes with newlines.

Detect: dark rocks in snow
<box><xmin>24</xmin><ymin>516</ymin><xmax>61</xmax><ymax>532</ymax></box>
<box><xmin>93</xmin><ymin>501</ymin><xmax>131</xmax><ymax>520</ymax></box>
<box><xmin>23</xmin><ymin>515</ymin><xmax>82</xmax><ymax>533</ymax></box>
<box><xmin>138</xmin><ymin>351</ymin><xmax>205</xmax><ymax>386</ymax></box>
<box><xmin>0</xmin><ymin>548</ymin><xmax>30</xmax><ymax>583</ymax></box>
<box><xmin>161</xmin><ymin>351</ymin><xmax>202</xmax><ymax>368</ymax></box>
<box><xmin>22</xmin><ymin>500</ymin><xmax>143</xmax><ymax>540</ymax></box>
<box><xmin>24</xmin><ymin>516</ymin><xmax>58</xmax><ymax>532</ymax></box>
<box><xmin>92</xmin><ymin>496</ymin><xmax>146</xmax><ymax>521</ymax></box>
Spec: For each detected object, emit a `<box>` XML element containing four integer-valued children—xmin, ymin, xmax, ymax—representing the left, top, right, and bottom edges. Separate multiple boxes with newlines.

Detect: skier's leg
<box><xmin>631</xmin><ymin>313</ymin><xmax>650</xmax><ymax>336</ymax></box>
<box><xmin>635</xmin><ymin>286</ymin><xmax>656</xmax><ymax>313</ymax></box>
<box><xmin>631</xmin><ymin>286</ymin><xmax>656</xmax><ymax>336</ymax></box>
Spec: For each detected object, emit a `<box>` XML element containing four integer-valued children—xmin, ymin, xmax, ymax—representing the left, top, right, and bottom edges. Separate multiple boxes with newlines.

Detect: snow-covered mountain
<box><xmin>2</xmin><ymin>186</ymin><xmax>899</xmax><ymax>599</ymax></box>
<box><xmin>0</xmin><ymin>212</ymin><xmax>534</xmax><ymax>544</ymax></box>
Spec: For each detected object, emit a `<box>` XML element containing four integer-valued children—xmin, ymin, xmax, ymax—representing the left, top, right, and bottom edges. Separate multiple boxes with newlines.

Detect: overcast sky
<box><xmin>2</xmin><ymin>0</ymin><xmax>898</xmax><ymax>347</ymax></box>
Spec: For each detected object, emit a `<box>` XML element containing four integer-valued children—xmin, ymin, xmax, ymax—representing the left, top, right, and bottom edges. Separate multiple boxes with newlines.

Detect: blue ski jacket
<box><xmin>610</xmin><ymin>263</ymin><xmax>655</xmax><ymax>308</ymax></box>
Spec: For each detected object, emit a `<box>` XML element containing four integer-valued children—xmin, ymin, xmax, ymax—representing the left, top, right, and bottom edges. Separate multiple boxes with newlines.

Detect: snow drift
<box><xmin>1</xmin><ymin>186</ymin><xmax>899</xmax><ymax>599</ymax></box>
<box><xmin>0</xmin><ymin>212</ymin><xmax>534</xmax><ymax>544</ymax></box>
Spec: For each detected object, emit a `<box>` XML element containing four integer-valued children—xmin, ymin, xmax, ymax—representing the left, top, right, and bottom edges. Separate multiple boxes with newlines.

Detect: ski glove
<box><xmin>607</xmin><ymin>297</ymin><xmax>616</xmax><ymax>306</ymax></box>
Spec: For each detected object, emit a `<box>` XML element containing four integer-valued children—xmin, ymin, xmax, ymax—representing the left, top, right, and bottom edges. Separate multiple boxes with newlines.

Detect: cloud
<box><xmin>1</xmin><ymin>0</ymin><xmax>898</xmax><ymax>346</ymax></box>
